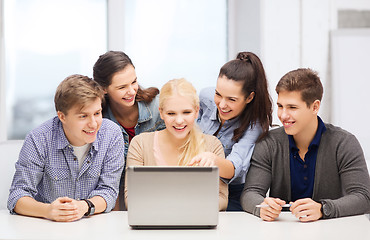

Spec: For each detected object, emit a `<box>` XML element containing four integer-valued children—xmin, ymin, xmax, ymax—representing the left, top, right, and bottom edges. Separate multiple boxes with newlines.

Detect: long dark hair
<box><xmin>93</xmin><ymin>51</ymin><xmax>159</xmax><ymax>103</ymax></box>
<box><xmin>219</xmin><ymin>52</ymin><xmax>272</xmax><ymax>142</ymax></box>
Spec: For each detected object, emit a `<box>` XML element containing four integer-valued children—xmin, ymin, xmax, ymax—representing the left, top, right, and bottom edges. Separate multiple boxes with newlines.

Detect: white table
<box><xmin>0</xmin><ymin>210</ymin><xmax>369</xmax><ymax>240</ymax></box>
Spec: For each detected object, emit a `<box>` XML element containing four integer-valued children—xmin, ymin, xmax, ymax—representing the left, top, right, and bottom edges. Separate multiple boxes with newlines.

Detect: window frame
<box><xmin>0</xmin><ymin>0</ymin><xmax>110</xmax><ymax>141</ymax></box>
<box><xmin>0</xmin><ymin>0</ymin><xmax>236</xmax><ymax>142</ymax></box>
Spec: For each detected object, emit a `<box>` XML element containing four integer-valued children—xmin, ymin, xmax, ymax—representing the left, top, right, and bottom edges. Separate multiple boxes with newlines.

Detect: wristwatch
<box><xmin>320</xmin><ymin>200</ymin><xmax>331</xmax><ymax>218</ymax></box>
<box><xmin>83</xmin><ymin>199</ymin><xmax>95</xmax><ymax>216</ymax></box>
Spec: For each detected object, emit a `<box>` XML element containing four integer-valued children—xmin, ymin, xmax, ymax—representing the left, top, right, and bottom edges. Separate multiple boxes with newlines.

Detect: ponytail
<box><xmin>219</xmin><ymin>52</ymin><xmax>272</xmax><ymax>142</ymax></box>
<box><xmin>136</xmin><ymin>86</ymin><xmax>159</xmax><ymax>103</ymax></box>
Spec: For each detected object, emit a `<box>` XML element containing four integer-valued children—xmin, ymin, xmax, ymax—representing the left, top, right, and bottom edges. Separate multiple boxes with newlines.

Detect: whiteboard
<box><xmin>331</xmin><ymin>29</ymin><xmax>370</xmax><ymax>162</ymax></box>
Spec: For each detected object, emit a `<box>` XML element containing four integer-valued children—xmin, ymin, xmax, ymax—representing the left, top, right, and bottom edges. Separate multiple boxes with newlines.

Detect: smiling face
<box><xmin>58</xmin><ymin>98</ymin><xmax>103</xmax><ymax>146</ymax></box>
<box><xmin>214</xmin><ymin>75</ymin><xmax>254</xmax><ymax>124</ymax></box>
<box><xmin>159</xmin><ymin>94</ymin><xmax>199</xmax><ymax>141</ymax></box>
<box><xmin>105</xmin><ymin>65</ymin><xmax>139</xmax><ymax>110</ymax></box>
<box><xmin>277</xmin><ymin>90</ymin><xmax>320</xmax><ymax>139</ymax></box>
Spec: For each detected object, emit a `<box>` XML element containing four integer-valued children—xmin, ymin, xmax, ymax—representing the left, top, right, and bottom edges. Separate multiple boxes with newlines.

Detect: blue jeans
<box><xmin>226</xmin><ymin>183</ymin><xmax>244</xmax><ymax>211</ymax></box>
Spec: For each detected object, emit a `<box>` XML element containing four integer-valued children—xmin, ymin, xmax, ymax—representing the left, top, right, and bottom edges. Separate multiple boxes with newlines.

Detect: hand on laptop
<box><xmin>188</xmin><ymin>152</ymin><xmax>218</xmax><ymax>167</ymax></box>
<box><xmin>259</xmin><ymin>197</ymin><xmax>286</xmax><ymax>221</ymax></box>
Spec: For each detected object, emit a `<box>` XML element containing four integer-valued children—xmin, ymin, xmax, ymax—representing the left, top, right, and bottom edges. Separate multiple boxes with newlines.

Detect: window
<box><xmin>4</xmin><ymin>0</ymin><xmax>107</xmax><ymax>139</ymax></box>
<box><xmin>2</xmin><ymin>0</ymin><xmax>227</xmax><ymax>140</ymax></box>
<box><xmin>123</xmin><ymin>0</ymin><xmax>227</xmax><ymax>91</ymax></box>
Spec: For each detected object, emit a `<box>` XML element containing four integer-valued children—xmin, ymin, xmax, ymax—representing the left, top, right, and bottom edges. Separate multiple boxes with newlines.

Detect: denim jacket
<box><xmin>197</xmin><ymin>87</ymin><xmax>262</xmax><ymax>185</ymax></box>
<box><xmin>103</xmin><ymin>95</ymin><xmax>165</xmax><ymax>160</ymax></box>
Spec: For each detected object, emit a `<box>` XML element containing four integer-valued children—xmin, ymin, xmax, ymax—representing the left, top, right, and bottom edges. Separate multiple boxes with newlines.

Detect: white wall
<box><xmin>0</xmin><ymin>0</ymin><xmax>6</xmax><ymax>142</ymax></box>
<box><xmin>331</xmin><ymin>29</ymin><xmax>370</xmax><ymax>163</ymax></box>
<box><xmin>228</xmin><ymin>0</ymin><xmax>262</xmax><ymax>58</ymax></box>
<box><xmin>260</xmin><ymin>0</ymin><xmax>332</xmax><ymax>124</ymax></box>
<box><xmin>0</xmin><ymin>140</ymin><xmax>23</xmax><ymax>210</ymax></box>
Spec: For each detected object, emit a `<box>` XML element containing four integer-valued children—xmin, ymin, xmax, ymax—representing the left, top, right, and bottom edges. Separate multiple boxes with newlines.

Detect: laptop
<box><xmin>127</xmin><ymin>166</ymin><xmax>219</xmax><ymax>229</ymax></box>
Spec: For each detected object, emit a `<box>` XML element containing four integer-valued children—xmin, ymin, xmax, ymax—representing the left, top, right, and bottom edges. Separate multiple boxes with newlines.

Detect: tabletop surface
<box><xmin>0</xmin><ymin>210</ymin><xmax>369</xmax><ymax>240</ymax></box>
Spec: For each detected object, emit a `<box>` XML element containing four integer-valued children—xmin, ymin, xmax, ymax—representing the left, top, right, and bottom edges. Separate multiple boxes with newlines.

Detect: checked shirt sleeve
<box><xmin>87</xmin><ymin>123</ymin><xmax>125</xmax><ymax>212</ymax></box>
<box><xmin>7</xmin><ymin>133</ymin><xmax>47</xmax><ymax>213</ymax></box>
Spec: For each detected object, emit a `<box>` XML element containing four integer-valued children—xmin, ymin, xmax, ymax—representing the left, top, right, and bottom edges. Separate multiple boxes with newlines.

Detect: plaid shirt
<box><xmin>7</xmin><ymin>117</ymin><xmax>125</xmax><ymax>213</ymax></box>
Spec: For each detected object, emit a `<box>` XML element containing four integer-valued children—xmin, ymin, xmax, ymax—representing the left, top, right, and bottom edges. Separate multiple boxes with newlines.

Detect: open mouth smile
<box><xmin>283</xmin><ymin>121</ymin><xmax>295</xmax><ymax>128</ymax></box>
<box><xmin>219</xmin><ymin>109</ymin><xmax>231</xmax><ymax>114</ymax></box>
<box><xmin>123</xmin><ymin>96</ymin><xmax>135</xmax><ymax>102</ymax></box>
<box><xmin>83</xmin><ymin>130</ymin><xmax>96</xmax><ymax>135</ymax></box>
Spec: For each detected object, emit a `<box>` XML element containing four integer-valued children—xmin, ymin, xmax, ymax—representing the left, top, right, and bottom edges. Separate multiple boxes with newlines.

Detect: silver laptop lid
<box><xmin>127</xmin><ymin>166</ymin><xmax>219</xmax><ymax>228</ymax></box>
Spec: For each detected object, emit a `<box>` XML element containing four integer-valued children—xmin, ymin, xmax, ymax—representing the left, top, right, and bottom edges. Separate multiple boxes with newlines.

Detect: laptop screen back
<box><xmin>127</xmin><ymin>166</ymin><xmax>219</xmax><ymax>228</ymax></box>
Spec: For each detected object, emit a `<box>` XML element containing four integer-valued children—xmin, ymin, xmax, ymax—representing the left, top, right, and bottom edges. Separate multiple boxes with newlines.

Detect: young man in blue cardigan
<box><xmin>241</xmin><ymin>68</ymin><xmax>370</xmax><ymax>222</ymax></box>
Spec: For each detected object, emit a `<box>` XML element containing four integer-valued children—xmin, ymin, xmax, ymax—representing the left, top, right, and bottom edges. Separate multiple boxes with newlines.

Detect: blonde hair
<box><xmin>159</xmin><ymin>78</ymin><xmax>205</xmax><ymax>165</ymax></box>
